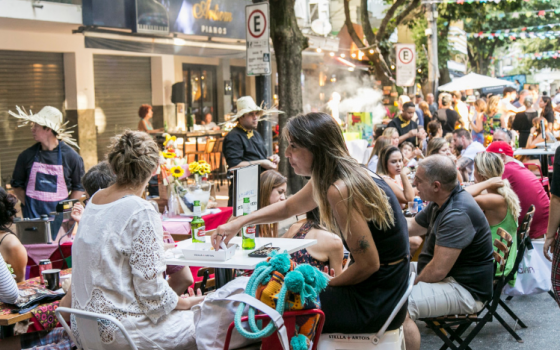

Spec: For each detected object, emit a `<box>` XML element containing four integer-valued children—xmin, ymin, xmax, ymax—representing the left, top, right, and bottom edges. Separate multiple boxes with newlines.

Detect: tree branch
<box><xmin>375</xmin><ymin>0</ymin><xmax>408</xmax><ymax>42</ymax></box>
<box><xmin>344</xmin><ymin>0</ymin><xmax>366</xmax><ymax>48</ymax></box>
<box><xmin>394</xmin><ymin>0</ymin><xmax>421</xmax><ymax>28</ymax></box>
<box><xmin>361</xmin><ymin>0</ymin><xmax>377</xmax><ymax>46</ymax></box>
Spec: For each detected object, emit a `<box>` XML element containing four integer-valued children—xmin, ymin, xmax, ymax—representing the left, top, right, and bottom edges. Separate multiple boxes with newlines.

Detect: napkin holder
<box><xmin>181</xmin><ymin>242</ymin><xmax>237</xmax><ymax>261</ymax></box>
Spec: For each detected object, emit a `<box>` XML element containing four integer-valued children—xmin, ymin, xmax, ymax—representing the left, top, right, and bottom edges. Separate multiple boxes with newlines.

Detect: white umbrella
<box><xmin>438</xmin><ymin>72</ymin><xmax>515</xmax><ymax>92</ymax></box>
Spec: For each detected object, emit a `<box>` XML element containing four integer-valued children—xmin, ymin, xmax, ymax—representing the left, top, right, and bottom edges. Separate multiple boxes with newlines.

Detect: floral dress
<box><xmin>290</xmin><ymin>221</ymin><xmax>329</xmax><ymax>271</ymax></box>
<box><xmin>482</xmin><ymin>113</ymin><xmax>502</xmax><ymax>146</ymax></box>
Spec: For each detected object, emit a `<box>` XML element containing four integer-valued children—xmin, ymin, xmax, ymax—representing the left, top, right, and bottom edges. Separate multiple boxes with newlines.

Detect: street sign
<box><xmin>246</xmin><ymin>3</ymin><xmax>271</xmax><ymax>76</ymax></box>
<box><xmin>396</xmin><ymin>43</ymin><xmax>416</xmax><ymax>87</ymax></box>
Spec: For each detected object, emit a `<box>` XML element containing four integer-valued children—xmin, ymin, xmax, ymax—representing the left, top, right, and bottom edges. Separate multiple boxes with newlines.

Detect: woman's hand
<box><xmin>544</xmin><ymin>235</ymin><xmax>556</xmax><ymax>262</ymax></box>
<box><xmin>530</xmin><ymin>127</ymin><xmax>537</xmax><ymax>134</ymax></box>
<box><xmin>71</xmin><ymin>202</ymin><xmax>84</xmax><ymax>223</ymax></box>
<box><xmin>323</xmin><ymin>266</ymin><xmax>336</xmax><ymax>281</ymax></box>
<box><xmin>211</xmin><ymin>222</ymin><xmax>242</xmax><ymax>250</ymax></box>
<box><xmin>485</xmin><ymin>177</ymin><xmax>505</xmax><ymax>190</ymax></box>
<box><xmin>176</xmin><ymin>287</ymin><xmax>205</xmax><ymax>310</ymax></box>
<box><xmin>413</xmin><ymin>148</ymin><xmax>423</xmax><ymax>158</ymax></box>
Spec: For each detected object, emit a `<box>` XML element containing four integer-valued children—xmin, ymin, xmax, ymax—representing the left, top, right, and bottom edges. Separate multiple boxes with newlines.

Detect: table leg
<box><xmin>214</xmin><ymin>268</ymin><xmax>234</xmax><ymax>289</ymax></box>
<box><xmin>542</xmin><ymin>154</ymin><xmax>549</xmax><ymax>177</ymax></box>
<box><xmin>195</xmin><ymin>138</ymin><xmax>199</xmax><ymax>162</ymax></box>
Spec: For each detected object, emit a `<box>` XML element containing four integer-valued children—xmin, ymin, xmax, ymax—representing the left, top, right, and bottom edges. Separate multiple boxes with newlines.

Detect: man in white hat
<box><xmin>223</xmin><ymin>96</ymin><xmax>280</xmax><ymax>205</ymax></box>
<box><xmin>9</xmin><ymin>106</ymin><xmax>85</xmax><ymax>219</ymax></box>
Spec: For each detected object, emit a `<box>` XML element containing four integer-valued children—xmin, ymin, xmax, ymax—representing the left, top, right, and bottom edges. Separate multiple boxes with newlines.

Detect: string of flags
<box><xmin>426</xmin><ymin>0</ymin><xmax>554</xmax><ymax>4</ymax></box>
<box><xmin>444</xmin><ymin>22</ymin><xmax>560</xmax><ymax>39</ymax></box>
<box><xmin>490</xmin><ymin>50</ymin><xmax>560</xmax><ymax>61</ymax></box>
<box><xmin>486</xmin><ymin>8</ymin><xmax>560</xmax><ymax>20</ymax></box>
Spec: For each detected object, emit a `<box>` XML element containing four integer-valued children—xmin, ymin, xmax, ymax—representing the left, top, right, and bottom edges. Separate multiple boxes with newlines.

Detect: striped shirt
<box><xmin>0</xmin><ymin>252</ymin><xmax>18</xmax><ymax>304</ymax></box>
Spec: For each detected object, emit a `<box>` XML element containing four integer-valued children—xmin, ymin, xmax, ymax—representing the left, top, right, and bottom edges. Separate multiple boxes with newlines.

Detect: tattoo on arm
<box><xmin>350</xmin><ymin>236</ymin><xmax>370</xmax><ymax>255</ymax></box>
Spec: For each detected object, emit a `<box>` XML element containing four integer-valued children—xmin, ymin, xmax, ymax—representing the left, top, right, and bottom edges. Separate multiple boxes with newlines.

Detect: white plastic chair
<box><xmin>317</xmin><ymin>272</ymin><xmax>416</xmax><ymax>350</ymax></box>
<box><xmin>55</xmin><ymin>306</ymin><xmax>138</xmax><ymax>350</ymax></box>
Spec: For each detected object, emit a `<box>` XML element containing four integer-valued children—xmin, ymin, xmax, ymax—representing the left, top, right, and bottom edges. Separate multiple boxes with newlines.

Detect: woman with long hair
<box><xmin>284</xmin><ymin>208</ymin><xmax>344</xmax><ymax>276</ymax></box>
<box><xmin>486</xmin><ymin>96</ymin><xmax>502</xmax><ymax>137</ymax></box>
<box><xmin>0</xmin><ymin>188</ymin><xmax>27</xmax><ymax>282</ymax></box>
<box><xmin>383</xmin><ymin>127</ymin><xmax>400</xmax><ymax>147</ymax></box>
<box><xmin>377</xmin><ymin>146</ymin><xmax>415</xmax><ymax>206</ymax></box>
<box><xmin>512</xmin><ymin>95</ymin><xmax>539</xmax><ymax>148</ymax></box>
<box><xmin>540</xmin><ymin>95</ymin><xmax>555</xmax><ymax>132</ymax></box>
<box><xmin>526</xmin><ymin>117</ymin><xmax>556</xmax><ymax>149</ymax></box>
<box><xmin>469</xmin><ymin>99</ymin><xmax>487</xmax><ymax>145</ymax></box>
<box><xmin>72</xmin><ymin>131</ymin><xmax>202</xmax><ymax>350</ymax></box>
<box><xmin>465</xmin><ymin>152</ymin><xmax>521</xmax><ymax>281</ymax></box>
<box><xmin>367</xmin><ymin>136</ymin><xmax>391</xmax><ymax>172</ymax></box>
<box><xmin>258</xmin><ymin>170</ymin><xmax>287</xmax><ymax>237</ymax></box>
<box><xmin>212</xmin><ymin>113</ymin><xmax>410</xmax><ymax>334</ymax></box>
<box><xmin>419</xmin><ymin>101</ymin><xmax>432</xmax><ymax>126</ymax></box>
<box><xmin>427</xmin><ymin>138</ymin><xmax>464</xmax><ymax>183</ymax></box>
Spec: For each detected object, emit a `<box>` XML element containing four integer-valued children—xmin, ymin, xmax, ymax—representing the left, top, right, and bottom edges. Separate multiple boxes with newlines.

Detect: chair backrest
<box><xmin>493</xmin><ymin>228</ymin><xmax>513</xmax><ymax>276</ymax></box>
<box><xmin>55</xmin><ymin>306</ymin><xmax>138</xmax><ymax>350</ymax></box>
<box><xmin>372</xmin><ymin>272</ymin><xmax>416</xmax><ymax>344</ymax></box>
<box><xmin>517</xmin><ymin>205</ymin><xmax>536</xmax><ymax>243</ymax></box>
<box><xmin>524</xmin><ymin>163</ymin><xmax>544</xmax><ymax>180</ymax></box>
<box><xmin>204</xmin><ymin>138</ymin><xmax>217</xmax><ymax>154</ymax></box>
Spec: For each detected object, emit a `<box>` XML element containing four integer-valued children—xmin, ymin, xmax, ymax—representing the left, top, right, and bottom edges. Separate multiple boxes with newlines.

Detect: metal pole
<box><xmin>255</xmin><ymin>75</ymin><xmax>273</xmax><ymax>157</ymax></box>
<box><xmin>431</xmin><ymin>3</ymin><xmax>439</xmax><ymax>96</ymax></box>
<box><xmin>253</xmin><ymin>0</ymin><xmax>272</xmax><ymax>157</ymax></box>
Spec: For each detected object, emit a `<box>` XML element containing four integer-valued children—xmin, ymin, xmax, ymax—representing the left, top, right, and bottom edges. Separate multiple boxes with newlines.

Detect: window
<box><xmin>230</xmin><ymin>66</ymin><xmax>246</xmax><ymax>113</ymax></box>
<box><xmin>183</xmin><ymin>64</ymin><xmax>217</xmax><ymax>125</ymax></box>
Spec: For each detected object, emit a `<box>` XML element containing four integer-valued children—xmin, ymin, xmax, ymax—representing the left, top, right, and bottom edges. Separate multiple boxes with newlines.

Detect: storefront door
<box><xmin>183</xmin><ymin>64</ymin><xmax>217</xmax><ymax>125</ymax></box>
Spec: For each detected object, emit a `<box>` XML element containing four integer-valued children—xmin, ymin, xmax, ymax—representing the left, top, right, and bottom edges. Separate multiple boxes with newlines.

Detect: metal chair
<box><xmin>421</xmin><ymin>229</ymin><xmax>514</xmax><ymax>350</ymax></box>
<box><xmin>55</xmin><ymin>306</ymin><xmax>138</xmax><ymax>350</ymax></box>
<box><xmin>317</xmin><ymin>272</ymin><xmax>416</xmax><ymax>350</ymax></box>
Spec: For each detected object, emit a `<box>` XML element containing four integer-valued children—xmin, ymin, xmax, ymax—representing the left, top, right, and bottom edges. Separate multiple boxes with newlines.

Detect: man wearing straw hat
<box><xmin>223</xmin><ymin>96</ymin><xmax>282</xmax><ymax>205</ymax></box>
<box><xmin>9</xmin><ymin>106</ymin><xmax>85</xmax><ymax>219</ymax></box>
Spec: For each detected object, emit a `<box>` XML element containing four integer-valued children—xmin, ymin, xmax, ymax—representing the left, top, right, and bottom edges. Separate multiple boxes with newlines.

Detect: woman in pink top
<box><xmin>486</xmin><ymin>142</ymin><xmax>549</xmax><ymax>239</ymax></box>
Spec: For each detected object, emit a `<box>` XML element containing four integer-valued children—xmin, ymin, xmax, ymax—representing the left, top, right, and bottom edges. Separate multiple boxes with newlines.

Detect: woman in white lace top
<box><xmin>72</xmin><ymin>131</ymin><xmax>203</xmax><ymax>350</ymax></box>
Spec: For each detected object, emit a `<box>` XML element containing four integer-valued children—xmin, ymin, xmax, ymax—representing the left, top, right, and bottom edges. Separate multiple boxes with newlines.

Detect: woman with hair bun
<box><xmin>72</xmin><ymin>130</ymin><xmax>201</xmax><ymax>350</ymax></box>
<box><xmin>0</xmin><ymin>187</ymin><xmax>28</xmax><ymax>282</ymax></box>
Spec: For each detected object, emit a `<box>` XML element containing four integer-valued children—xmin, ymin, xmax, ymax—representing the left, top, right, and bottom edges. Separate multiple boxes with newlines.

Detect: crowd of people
<box><xmin>1</xmin><ymin>87</ymin><xmax>560</xmax><ymax>350</ymax></box>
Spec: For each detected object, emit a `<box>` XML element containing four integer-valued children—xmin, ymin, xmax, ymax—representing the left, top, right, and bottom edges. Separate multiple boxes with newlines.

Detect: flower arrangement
<box><xmin>159</xmin><ymin>134</ymin><xmax>189</xmax><ymax>186</ymax></box>
<box><xmin>188</xmin><ymin>160</ymin><xmax>211</xmax><ymax>177</ymax></box>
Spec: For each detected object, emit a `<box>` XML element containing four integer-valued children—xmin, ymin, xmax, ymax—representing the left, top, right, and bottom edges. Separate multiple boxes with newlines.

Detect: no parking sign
<box><xmin>396</xmin><ymin>44</ymin><xmax>416</xmax><ymax>87</ymax></box>
<box><xmin>246</xmin><ymin>3</ymin><xmax>271</xmax><ymax>76</ymax></box>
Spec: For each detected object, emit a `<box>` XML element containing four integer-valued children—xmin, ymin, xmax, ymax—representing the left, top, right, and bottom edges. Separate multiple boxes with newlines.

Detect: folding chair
<box><xmin>317</xmin><ymin>272</ymin><xmax>416</xmax><ymax>350</ymax></box>
<box><xmin>497</xmin><ymin>205</ymin><xmax>536</xmax><ymax>339</ymax></box>
<box><xmin>55</xmin><ymin>306</ymin><xmax>138</xmax><ymax>350</ymax></box>
<box><xmin>420</xmin><ymin>228</ymin><xmax>514</xmax><ymax>350</ymax></box>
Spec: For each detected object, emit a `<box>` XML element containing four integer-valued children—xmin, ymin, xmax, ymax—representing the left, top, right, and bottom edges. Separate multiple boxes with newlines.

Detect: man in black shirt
<box><xmin>9</xmin><ymin>106</ymin><xmax>85</xmax><ymax>219</ymax></box>
<box><xmin>386</xmin><ymin>102</ymin><xmax>418</xmax><ymax>146</ymax></box>
<box><xmin>223</xmin><ymin>96</ymin><xmax>279</xmax><ymax>205</ymax></box>
<box><xmin>436</xmin><ymin>93</ymin><xmax>460</xmax><ymax>136</ymax></box>
<box><xmin>403</xmin><ymin>156</ymin><xmax>494</xmax><ymax>350</ymax></box>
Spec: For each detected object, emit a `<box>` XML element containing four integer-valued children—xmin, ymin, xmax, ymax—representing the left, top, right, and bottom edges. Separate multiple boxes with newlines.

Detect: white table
<box><xmin>513</xmin><ymin>148</ymin><xmax>556</xmax><ymax>156</ymax></box>
<box><xmin>165</xmin><ymin>237</ymin><xmax>317</xmax><ymax>287</ymax></box>
<box><xmin>514</xmin><ymin>148</ymin><xmax>557</xmax><ymax>177</ymax></box>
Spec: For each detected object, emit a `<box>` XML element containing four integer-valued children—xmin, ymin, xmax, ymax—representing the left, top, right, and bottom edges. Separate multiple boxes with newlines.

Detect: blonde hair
<box><xmin>427</xmin><ymin>137</ymin><xmax>448</xmax><ymax>156</ymax></box>
<box><xmin>475</xmin><ymin>99</ymin><xmax>487</xmax><ymax>112</ymax></box>
<box><xmin>383</xmin><ymin>127</ymin><xmax>398</xmax><ymax>139</ymax></box>
<box><xmin>368</xmin><ymin>136</ymin><xmax>391</xmax><ymax>164</ymax></box>
<box><xmin>486</xmin><ymin>96</ymin><xmax>500</xmax><ymax>116</ymax></box>
<box><xmin>259</xmin><ymin>170</ymin><xmax>287</xmax><ymax>237</ymax></box>
<box><xmin>285</xmin><ymin>113</ymin><xmax>394</xmax><ymax>236</ymax></box>
<box><xmin>474</xmin><ymin>152</ymin><xmax>521</xmax><ymax>219</ymax></box>
<box><xmin>419</xmin><ymin>101</ymin><xmax>432</xmax><ymax>119</ymax></box>
<box><xmin>107</xmin><ymin>130</ymin><xmax>159</xmax><ymax>188</ymax></box>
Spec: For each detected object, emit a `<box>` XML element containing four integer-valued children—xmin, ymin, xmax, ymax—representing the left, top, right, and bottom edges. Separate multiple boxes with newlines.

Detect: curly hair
<box><xmin>107</xmin><ymin>130</ymin><xmax>159</xmax><ymax>188</ymax></box>
<box><xmin>0</xmin><ymin>187</ymin><xmax>18</xmax><ymax>229</ymax></box>
<box><xmin>138</xmin><ymin>104</ymin><xmax>152</xmax><ymax>119</ymax></box>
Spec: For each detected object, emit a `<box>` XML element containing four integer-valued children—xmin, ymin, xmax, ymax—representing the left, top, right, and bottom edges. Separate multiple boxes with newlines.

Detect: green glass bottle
<box><xmin>242</xmin><ymin>197</ymin><xmax>256</xmax><ymax>250</ymax></box>
<box><xmin>191</xmin><ymin>200</ymin><xmax>206</xmax><ymax>243</ymax></box>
